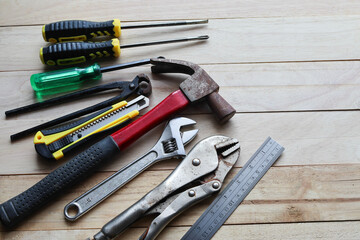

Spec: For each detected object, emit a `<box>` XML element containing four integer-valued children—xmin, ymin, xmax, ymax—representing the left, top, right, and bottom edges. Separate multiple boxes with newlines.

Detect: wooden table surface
<box><xmin>1</xmin><ymin>1</ymin><xmax>360</xmax><ymax>239</ymax></box>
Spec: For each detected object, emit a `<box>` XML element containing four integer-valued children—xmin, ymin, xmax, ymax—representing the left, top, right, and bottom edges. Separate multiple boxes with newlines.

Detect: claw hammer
<box><xmin>0</xmin><ymin>58</ymin><xmax>236</xmax><ymax>227</ymax></box>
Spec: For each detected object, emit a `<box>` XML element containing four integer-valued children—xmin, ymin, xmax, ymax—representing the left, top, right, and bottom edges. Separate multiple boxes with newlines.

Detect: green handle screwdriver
<box><xmin>31</xmin><ymin>58</ymin><xmax>153</xmax><ymax>96</ymax></box>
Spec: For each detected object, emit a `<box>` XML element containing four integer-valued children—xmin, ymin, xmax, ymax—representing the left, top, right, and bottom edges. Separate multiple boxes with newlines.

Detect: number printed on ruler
<box><xmin>182</xmin><ymin>137</ymin><xmax>284</xmax><ymax>240</ymax></box>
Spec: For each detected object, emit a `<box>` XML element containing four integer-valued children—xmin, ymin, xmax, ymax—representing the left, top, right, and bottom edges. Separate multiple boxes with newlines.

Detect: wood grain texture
<box><xmin>1</xmin><ymin>0</ymin><xmax>360</xmax><ymax>26</ymax></box>
<box><xmin>1</xmin><ymin>1</ymin><xmax>359</xmax><ymax>239</ymax></box>
<box><xmin>0</xmin><ymin>165</ymin><xmax>359</xmax><ymax>232</ymax></box>
<box><xmin>1</xmin><ymin>111</ymin><xmax>359</xmax><ymax>174</ymax></box>
<box><xmin>2</xmin><ymin>221</ymin><xmax>360</xmax><ymax>240</ymax></box>
<box><xmin>2</xmin><ymin>61</ymin><xmax>360</xmax><ymax>118</ymax></box>
<box><xmin>2</xmin><ymin>16</ymin><xmax>360</xmax><ymax>71</ymax></box>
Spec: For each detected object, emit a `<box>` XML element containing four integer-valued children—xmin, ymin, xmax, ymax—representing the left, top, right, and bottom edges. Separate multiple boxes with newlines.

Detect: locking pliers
<box><xmin>89</xmin><ymin>135</ymin><xmax>241</xmax><ymax>240</ymax></box>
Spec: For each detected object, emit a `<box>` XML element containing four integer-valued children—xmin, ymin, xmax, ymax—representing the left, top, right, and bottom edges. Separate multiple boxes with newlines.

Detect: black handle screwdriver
<box><xmin>42</xmin><ymin>19</ymin><xmax>208</xmax><ymax>43</ymax></box>
<box><xmin>40</xmin><ymin>35</ymin><xmax>209</xmax><ymax>66</ymax></box>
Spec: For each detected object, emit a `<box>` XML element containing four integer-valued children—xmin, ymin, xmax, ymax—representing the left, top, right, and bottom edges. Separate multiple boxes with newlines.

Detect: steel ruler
<box><xmin>181</xmin><ymin>137</ymin><xmax>284</xmax><ymax>240</ymax></box>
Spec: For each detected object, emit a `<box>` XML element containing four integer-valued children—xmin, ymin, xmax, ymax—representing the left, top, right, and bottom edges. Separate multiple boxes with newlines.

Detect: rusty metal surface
<box><xmin>150</xmin><ymin>58</ymin><xmax>235</xmax><ymax>123</ymax></box>
<box><xmin>150</xmin><ymin>58</ymin><xmax>219</xmax><ymax>102</ymax></box>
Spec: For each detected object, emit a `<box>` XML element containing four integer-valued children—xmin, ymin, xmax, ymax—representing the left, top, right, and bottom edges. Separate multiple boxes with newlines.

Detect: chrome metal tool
<box><xmin>89</xmin><ymin>135</ymin><xmax>241</xmax><ymax>240</ymax></box>
<box><xmin>64</xmin><ymin>117</ymin><xmax>198</xmax><ymax>221</ymax></box>
<box><xmin>182</xmin><ymin>137</ymin><xmax>284</xmax><ymax>240</ymax></box>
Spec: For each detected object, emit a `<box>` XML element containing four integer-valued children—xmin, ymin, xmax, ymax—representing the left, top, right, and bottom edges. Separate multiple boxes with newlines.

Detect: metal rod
<box><xmin>5</xmin><ymin>83</ymin><xmax>123</xmax><ymax>117</ymax></box>
<box><xmin>5</xmin><ymin>59</ymin><xmax>154</xmax><ymax>116</ymax></box>
<box><xmin>100</xmin><ymin>58</ymin><xmax>151</xmax><ymax>73</ymax></box>
<box><xmin>120</xmin><ymin>35</ymin><xmax>209</xmax><ymax>49</ymax></box>
<box><xmin>122</xmin><ymin>19</ymin><xmax>208</xmax><ymax>29</ymax></box>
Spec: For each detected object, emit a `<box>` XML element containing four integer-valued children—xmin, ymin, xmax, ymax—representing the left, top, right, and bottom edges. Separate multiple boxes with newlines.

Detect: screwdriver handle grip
<box><xmin>42</xmin><ymin>19</ymin><xmax>121</xmax><ymax>43</ymax></box>
<box><xmin>0</xmin><ymin>136</ymin><xmax>120</xmax><ymax>228</ymax></box>
<box><xmin>40</xmin><ymin>39</ymin><xmax>120</xmax><ymax>66</ymax></box>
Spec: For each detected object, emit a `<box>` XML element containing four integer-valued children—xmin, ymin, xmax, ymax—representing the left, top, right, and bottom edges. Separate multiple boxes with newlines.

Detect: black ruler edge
<box><xmin>182</xmin><ymin>137</ymin><xmax>285</xmax><ymax>240</ymax></box>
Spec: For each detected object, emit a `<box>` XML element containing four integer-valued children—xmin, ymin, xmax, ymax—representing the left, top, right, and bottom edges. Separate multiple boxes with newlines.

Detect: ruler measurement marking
<box><xmin>182</xmin><ymin>137</ymin><xmax>284</xmax><ymax>240</ymax></box>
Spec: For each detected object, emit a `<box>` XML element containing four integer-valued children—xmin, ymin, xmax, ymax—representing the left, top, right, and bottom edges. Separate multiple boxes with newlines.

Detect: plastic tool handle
<box><xmin>30</xmin><ymin>63</ymin><xmax>102</xmax><ymax>94</ymax></box>
<box><xmin>0</xmin><ymin>136</ymin><xmax>120</xmax><ymax>228</ymax></box>
<box><xmin>111</xmin><ymin>90</ymin><xmax>190</xmax><ymax>150</ymax></box>
<box><xmin>10</xmin><ymin>93</ymin><xmax>125</xmax><ymax>141</ymax></box>
<box><xmin>40</xmin><ymin>39</ymin><xmax>120</xmax><ymax>66</ymax></box>
<box><xmin>43</xmin><ymin>19</ymin><xmax>121</xmax><ymax>43</ymax></box>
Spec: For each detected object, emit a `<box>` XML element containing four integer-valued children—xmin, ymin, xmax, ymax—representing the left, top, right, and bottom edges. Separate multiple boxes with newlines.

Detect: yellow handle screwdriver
<box><xmin>40</xmin><ymin>35</ymin><xmax>209</xmax><ymax>66</ymax></box>
<box><xmin>42</xmin><ymin>19</ymin><xmax>208</xmax><ymax>43</ymax></box>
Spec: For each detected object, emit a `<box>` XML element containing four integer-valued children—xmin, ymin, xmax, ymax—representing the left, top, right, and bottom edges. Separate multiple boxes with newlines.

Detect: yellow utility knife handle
<box><xmin>40</xmin><ymin>38</ymin><xmax>121</xmax><ymax>66</ymax></box>
<box><xmin>34</xmin><ymin>101</ymin><xmax>137</xmax><ymax>160</ymax></box>
<box><xmin>42</xmin><ymin>19</ymin><xmax>121</xmax><ymax>43</ymax></box>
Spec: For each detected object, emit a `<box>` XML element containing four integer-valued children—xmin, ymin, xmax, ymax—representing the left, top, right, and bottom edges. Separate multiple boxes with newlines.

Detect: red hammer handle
<box><xmin>111</xmin><ymin>89</ymin><xmax>190</xmax><ymax>150</ymax></box>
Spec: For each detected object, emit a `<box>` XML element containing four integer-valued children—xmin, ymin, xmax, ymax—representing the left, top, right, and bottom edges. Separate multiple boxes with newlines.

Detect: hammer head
<box><xmin>151</xmin><ymin>58</ymin><xmax>236</xmax><ymax>123</ymax></box>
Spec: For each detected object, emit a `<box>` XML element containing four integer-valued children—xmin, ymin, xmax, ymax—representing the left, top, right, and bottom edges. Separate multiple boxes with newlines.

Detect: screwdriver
<box><xmin>42</xmin><ymin>19</ymin><xmax>208</xmax><ymax>43</ymax></box>
<box><xmin>31</xmin><ymin>58</ymin><xmax>153</xmax><ymax>96</ymax></box>
<box><xmin>40</xmin><ymin>35</ymin><xmax>208</xmax><ymax>66</ymax></box>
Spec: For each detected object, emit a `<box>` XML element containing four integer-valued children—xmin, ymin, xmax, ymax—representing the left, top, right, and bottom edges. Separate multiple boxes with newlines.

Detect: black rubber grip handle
<box><xmin>0</xmin><ymin>136</ymin><xmax>120</xmax><ymax>228</ymax></box>
<box><xmin>43</xmin><ymin>20</ymin><xmax>120</xmax><ymax>43</ymax></box>
<box><xmin>41</xmin><ymin>39</ymin><xmax>120</xmax><ymax>66</ymax></box>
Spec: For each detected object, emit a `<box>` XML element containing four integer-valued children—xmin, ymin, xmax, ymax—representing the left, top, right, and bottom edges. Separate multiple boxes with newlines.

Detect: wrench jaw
<box><xmin>155</xmin><ymin>117</ymin><xmax>198</xmax><ymax>160</ymax></box>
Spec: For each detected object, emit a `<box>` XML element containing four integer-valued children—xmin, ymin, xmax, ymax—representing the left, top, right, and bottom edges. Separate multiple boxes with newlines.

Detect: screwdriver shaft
<box><xmin>120</xmin><ymin>35</ymin><xmax>209</xmax><ymax>49</ymax></box>
<box><xmin>100</xmin><ymin>58</ymin><xmax>150</xmax><ymax>73</ymax></box>
<box><xmin>122</xmin><ymin>19</ymin><xmax>208</xmax><ymax>29</ymax></box>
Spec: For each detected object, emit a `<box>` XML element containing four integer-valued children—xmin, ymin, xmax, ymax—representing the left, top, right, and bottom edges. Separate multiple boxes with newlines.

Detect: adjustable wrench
<box><xmin>64</xmin><ymin>117</ymin><xmax>198</xmax><ymax>221</ymax></box>
<box><xmin>89</xmin><ymin>135</ymin><xmax>241</xmax><ymax>240</ymax></box>
<box><xmin>0</xmin><ymin>58</ymin><xmax>235</xmax><ymax>228</ymax></box>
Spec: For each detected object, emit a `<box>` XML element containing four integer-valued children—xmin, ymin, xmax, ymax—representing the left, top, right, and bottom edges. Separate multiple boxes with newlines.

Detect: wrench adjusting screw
<box><xmin>192</xmin><ymin>158</ymin><xmax>201</xmax><ymax>166</ymax></box>
<box><xmin>188</xmin><ymin>190</ymin><xmax>196</xmax><ymax>197</ymax></box>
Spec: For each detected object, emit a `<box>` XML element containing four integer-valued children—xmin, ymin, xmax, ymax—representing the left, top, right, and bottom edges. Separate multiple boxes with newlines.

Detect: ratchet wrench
<box><xmin>64</xmin><ymin>117</ymin><xmax>198</xmax><ymax>221</ymax></box>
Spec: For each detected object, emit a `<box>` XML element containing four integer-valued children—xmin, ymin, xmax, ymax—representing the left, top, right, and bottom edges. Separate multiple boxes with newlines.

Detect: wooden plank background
<box><xmin>0</xmin><ymin>1</ymin><xmax>359</xmax><ymax>239</ymax></box>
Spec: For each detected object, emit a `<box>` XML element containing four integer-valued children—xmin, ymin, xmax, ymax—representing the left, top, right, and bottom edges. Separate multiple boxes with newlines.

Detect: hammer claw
<box><xmin>151</xmin><ymin>58</ymin><xmax>236</xmax><ymax>123</ymax></box>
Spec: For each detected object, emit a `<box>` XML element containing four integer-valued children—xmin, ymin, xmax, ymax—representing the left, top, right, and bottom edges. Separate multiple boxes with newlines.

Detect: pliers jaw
<box><xmin>139</xmin><ymin>136</ymin><xmax>241</xmax><ymax>240</ymax></box>
<box><xmin>90</xmin><ymin>135</ymin><xmax>240</xmax><ymax>240</ymax></box>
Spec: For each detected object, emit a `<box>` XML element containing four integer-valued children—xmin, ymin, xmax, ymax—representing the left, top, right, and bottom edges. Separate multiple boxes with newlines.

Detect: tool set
<box><xmin>65</xmin><ymin>117</ymin><xmax>198</xmax><ymax>221</ymax></box>
<box><xmin>41</xmin><ymin>19</ymin><xmax>208</xmax><ymax>66</ymax></box>
<box><xmin>1</xmin><ymin>17</ymin><xmax>285</xmax><ymax>240</ymax></box>
<box><xmin>28</xmin><ymin>58</ymin><xmax>154</xmax><ymax>96</ymax></box>
<box><xmin>0</xmin><ymin>57</ymin><xmax>235</xmax><ymax>227</ymax></box>
<box><xmin>9</xmin><ymin>74</ymin><xmax>152</xmax><ymax>141</ymax></box>
<box><xmin>90</xmin><ymin>135</ymin><xmax>241</xmax><ymax>240</ymax></box>
<box><xmin>42</xmin><ymin>19</ymin><xmax>208</xmax><ymax>43</ymax></box>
